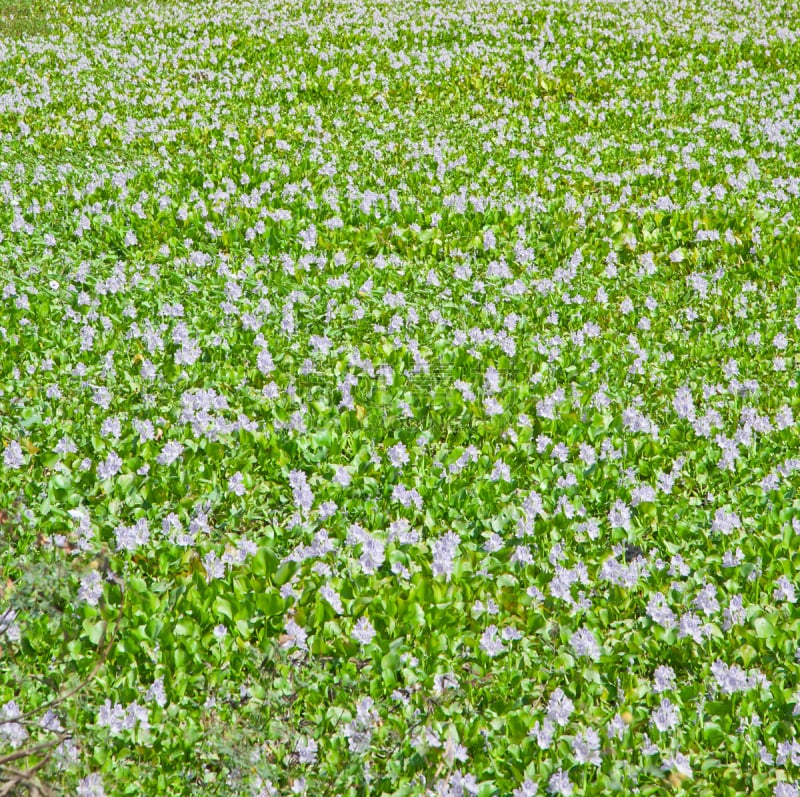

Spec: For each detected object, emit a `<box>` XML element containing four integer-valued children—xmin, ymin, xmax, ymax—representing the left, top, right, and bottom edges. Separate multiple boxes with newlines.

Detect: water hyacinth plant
<box><xmin>2</xmin><ymin>0</ymin><xmax>800</xmax><ymax>794</ymax></box>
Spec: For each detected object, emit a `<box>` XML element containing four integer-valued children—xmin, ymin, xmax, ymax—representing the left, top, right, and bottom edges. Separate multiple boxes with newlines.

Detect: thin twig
<box><xmin>8</xmin><ymin>752</ymin><xmax>52</xmax><ymax>778</ymax></box>
<box><xmin>0</xmin><ymin>765</ymin><xmax>56</xmax><ymax>797</ymax></box>
<box><xmin>0</xmin><ymin>583</ymin><xmax>125</xmax><ymax>727</ymax></box>
<box><xmin>0</xmin><ymin>732</ymin><xmax>68</xmax><ymax>767</ymax></box>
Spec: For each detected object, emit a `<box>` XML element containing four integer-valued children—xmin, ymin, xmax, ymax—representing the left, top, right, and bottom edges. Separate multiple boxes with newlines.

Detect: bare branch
<box><xmin>0</xmin><ymin>584</ymin><xmax>125</xmax><ymax>729</ymax></box>
<box><xmin>0</xmin><ymin>732</ymin><xmax>68</xmax><ymax>767</ymax></box>
<box><xmin>0</xmin><ymin>766</ymin><xmax>56</xmax><ymax>797</ymax></box>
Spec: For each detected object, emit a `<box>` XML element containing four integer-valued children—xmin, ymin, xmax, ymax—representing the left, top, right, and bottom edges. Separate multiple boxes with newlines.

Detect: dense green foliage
<box><xmin>2</xmin><ymin>0</ymin><xmax>800</xmax><ymax>794</ymax></box>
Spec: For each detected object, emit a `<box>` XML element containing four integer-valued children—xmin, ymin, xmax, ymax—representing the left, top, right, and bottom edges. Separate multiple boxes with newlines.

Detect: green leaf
<box><xmin>754</xmin><ymin>617</ymin><xmax>774</xmax><ymax>639</ymax></box>
<box><xmin>252</xmin><ymin>547</ymin><xmax>278</xmax><ymax>578</ymax></box>
<box><xmin>381</xmin><ymin>652</ymin><xmax>401</xmax><ymax>687</ymax></box>
<box><xmin>82</xmin><ymin>619</ymin><xmax>105</xmax><ymax>645</ymax></box>
<box><xmin>214</xmin><ymin>596</ymin><xmax>234</xmax><ymax>620</ymax></box>
<box><xmin>272</xmin><ymin>561</ymin><xmax>296</xmax><ymax>587</ymax></box>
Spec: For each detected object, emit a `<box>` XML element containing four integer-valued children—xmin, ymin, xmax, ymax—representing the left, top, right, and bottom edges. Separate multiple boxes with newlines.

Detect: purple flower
<box><xmin>651</xmin><ymin>698</ymin><xmax>679</xmax><ymax>733</ymax></box>
<box><xmin>547</xmin><ymin>688</ymin><xmax>574</xmax><ymax>727</ymax></box>
<box><xmin>572</xmin><ymin>727</ymin><xmax>601</xmax><ymax>765</ymax></box>
<box><xmin>320</xmin><ymin>584</ymin><xmax>343</xmax><ymax>614</ymax></box>
<box><xmin>97</xmin><ymin>451</ymin><xmax>122</xmax><ymax>479</ymax></box>
<box><xmin>547</xmin><ymin>768</ymin><xmax>573</xmax><ymax>796</ymax></box>
<box><xmin>514</xmin><ymin>779</ymin><xmax>539</xmax><ymax>797</ymax></box>
<box><xmin>228</xmin><ymin>471</ymin><xmax>246</xmax><ymax>496</ymax></box>
<box><xmin>608</xmin><ymin>499</ymin><xmax>631</xmax><ymax>530</ymax></box>
<box><xmin>479</xmin><ymin>625</ymin><xmax>505</xmax><ymax>657</ymax></box>
<box><xmin>653</xmin><ymin>665</ymin><xmax>676</xmax><ymax>693</ymax></box>
<box><xmin>774</xmin><ymin>576</ymin><xmax>797</xmax><ymax>604</ymax></box>
<box><xmin>663</xmin><ymin>751</ymin><xmax>692</xmax><ymax>778</ymax></box>
<box><xmin>296</xmin><ymin>737</ymin><xmax>318</xmax><ymax>765</ymax></box>
<box><xmin>156</xmin><ymin>441</ymin><xmax>184</xmax><ymax>466</ymax></box>
<box><xmin>387</xmin><ymin>442</ymin><xmax>409</xmax><ymax>467</ymax></box>
<box><xmin>570</xmin><ymin>627</ymin><xmax>600</xmax><ymax>661</ymax></box>
<box><xmin>3</xmin><ymin>441</ymin><xmax>24</xmax><ymax>469</ymax></box>
<box><xmin>352</xmin><ymin>617</ymin><xmax>376</xmax><ymax>646</ymax></box>
<box><xmin>78</xmin><ymin>571</ymin><xmax>104</xmax><ymax>606</ymax></box>
<box><xmin>77</xmin><ymin>773</ymin><xmax>106</xmax><ymax>797</ymax></box>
